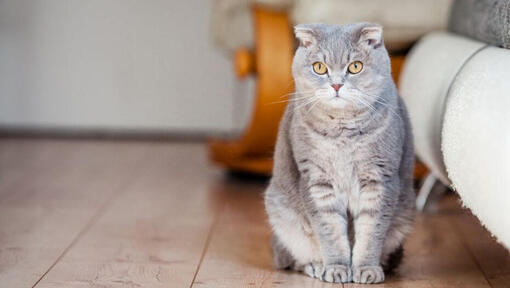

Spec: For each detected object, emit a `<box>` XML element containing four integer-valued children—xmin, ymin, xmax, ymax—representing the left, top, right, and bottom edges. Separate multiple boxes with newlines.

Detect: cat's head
<box><xmin>292</xmin><ymin>23</ymin><xmax>391</xmax><ymax>112</ymax></box>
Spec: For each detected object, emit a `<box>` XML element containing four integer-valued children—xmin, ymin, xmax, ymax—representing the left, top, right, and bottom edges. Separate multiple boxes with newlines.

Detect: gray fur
<box><xmin>264</xmin><ymin>23</ymin><xmax>415</xmax><ymax>284</ymax></box>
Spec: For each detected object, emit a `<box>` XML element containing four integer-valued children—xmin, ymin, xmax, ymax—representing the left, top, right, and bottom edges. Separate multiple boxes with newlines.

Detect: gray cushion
<box><xmin>449</xmin><ymin>0</ymin><xmax>510</xmax><ymax>49</ymax></box>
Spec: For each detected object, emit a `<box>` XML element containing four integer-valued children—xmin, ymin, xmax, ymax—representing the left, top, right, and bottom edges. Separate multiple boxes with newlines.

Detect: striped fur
<box><xmin>264</xmin><ymin>23</ymin><xmax>415</xmax><ymax>284</ymax></box>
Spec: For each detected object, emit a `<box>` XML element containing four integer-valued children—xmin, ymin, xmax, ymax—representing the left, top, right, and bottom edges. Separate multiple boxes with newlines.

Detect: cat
<box><xmin>264</xmin><ymin>23</ymin><xmax>415</xmax><ymax>284</ymax></box>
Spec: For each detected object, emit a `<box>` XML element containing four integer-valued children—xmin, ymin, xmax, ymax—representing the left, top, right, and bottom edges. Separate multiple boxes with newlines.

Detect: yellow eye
<box><xmin>348</xmin><ymin>61</ymin><xmax>363</xmax><ymax>74</ymax></box>
<box><xmin>312</xmin><ymin>62</ymin><xmax>328</xmax><ymax>75</ymax></box>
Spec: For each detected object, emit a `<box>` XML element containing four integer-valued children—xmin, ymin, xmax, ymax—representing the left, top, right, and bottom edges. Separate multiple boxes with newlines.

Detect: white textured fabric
<box><xmin>399</xmin><ymin>32</ymin><xmax>486</xmax><ymax>184</ymax></box>
<box><xmin>442</xmin><ymin>47</ymin><xmax>510</xmax><ymax>249</ymax></box>
<box><xmin>401</xmin><ymin>32</ymin><xmax>510</xmax><ymax>249</ymax></box>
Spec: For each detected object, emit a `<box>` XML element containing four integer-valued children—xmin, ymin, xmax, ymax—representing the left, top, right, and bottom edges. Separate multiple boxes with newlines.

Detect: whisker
<box><xmin>267</xmin><ymin>90</ymin><xmax>319</xmax><ymax>106</ymax></box>
<box><xmin>292</xmin><ymin>92</ymin><xmax>330</xmax><ymax>114</ymax></box>
<box><xmin>305</xmin><ymin>98</ymin><xmax>322</xmax><ymax>116</ymax></box>
<box><xmin>266</xmin><ymin>95</ymin><xmax>314</xmax><ymax>105</ymax></box>
<box><xmin>290</xmin><ymin>96</ymin><xmax>322</xmax><ymax>114</ymax></box>
<box><xmin>347</xmin><ymin>85</ymin><xmax>402</xmax><ymax>121</ymax></box>
<box><xmin>294</xmin><ymin>96</ymin><xmax>320</xmax><ymax>110</ymax></box>
<box><xmin>279</xmin><ymin>90</ymin><xmax>317</xmax><ymax>98</ymax></box>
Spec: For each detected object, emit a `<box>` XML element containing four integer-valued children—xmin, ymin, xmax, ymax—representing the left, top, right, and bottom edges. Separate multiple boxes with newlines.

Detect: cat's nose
<box><xmin>331</xmin><ymin>84</ymin><xmax>342</xmax><ymax>92</ymax></box>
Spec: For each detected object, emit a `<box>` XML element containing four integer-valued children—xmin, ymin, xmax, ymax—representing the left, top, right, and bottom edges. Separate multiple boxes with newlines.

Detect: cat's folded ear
<box><xmin>294</xmin><ymin>24</ymin><xmax>319</xmax><ymax>48</ymax></box>
<box><xmin>356</xmin><ymin>23</ymin><xmax>383</xmax><ymax>49</ymax></box>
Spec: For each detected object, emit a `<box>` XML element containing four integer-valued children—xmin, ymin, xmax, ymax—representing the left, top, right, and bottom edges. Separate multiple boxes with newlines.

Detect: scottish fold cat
<box><xmin>264</xmin><ymin>23</ymin><xmax>415</xmax><ymax>284</ymax></box>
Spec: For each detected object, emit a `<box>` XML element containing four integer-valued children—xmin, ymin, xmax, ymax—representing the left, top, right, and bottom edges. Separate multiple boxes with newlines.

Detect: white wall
<box><xmin>0</xmin><ymin>0</ymin><xmax>241</xmax><ymax>134</ymax></box>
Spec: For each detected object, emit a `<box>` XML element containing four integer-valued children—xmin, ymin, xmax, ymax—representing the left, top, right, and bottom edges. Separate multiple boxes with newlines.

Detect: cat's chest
<box><xmin>313</xmin><ymin>138</ymin><xmax>358</xmax><ymax>174</ymax></box>
<box><xmin>297</xmin><ymin>135</ymin><xmax>363</xmax><ymax>189</ymax></box>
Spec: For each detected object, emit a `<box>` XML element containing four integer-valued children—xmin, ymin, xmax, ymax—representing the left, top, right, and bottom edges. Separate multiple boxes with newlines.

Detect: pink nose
<box><xmin>331</xmin><ymin>84</ymin><xmax>342</xmax><ymax>92</ymax></box>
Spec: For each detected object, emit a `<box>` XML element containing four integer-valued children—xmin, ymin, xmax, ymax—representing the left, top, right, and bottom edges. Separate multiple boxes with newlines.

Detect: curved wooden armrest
<box><xmin>208</xmin><ymin>6</ymin><xmax>293</xmax><ymax>174</ymax></box>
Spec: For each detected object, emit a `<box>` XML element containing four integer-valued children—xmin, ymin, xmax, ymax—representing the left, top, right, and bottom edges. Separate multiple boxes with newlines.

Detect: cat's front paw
<box><xmin>302</xmin><ymin>262</ymin><xmax>323</xmax><ymax>279</ymax></box>
<box><xmin>352</xmin><ymin>265</ymin><xmax>384</xmax><ymax>284</ymax></box>
<box><xmin>319</xmin><ymin>264</ymin><xmax>351</xmax><ymax>283</ymax></box>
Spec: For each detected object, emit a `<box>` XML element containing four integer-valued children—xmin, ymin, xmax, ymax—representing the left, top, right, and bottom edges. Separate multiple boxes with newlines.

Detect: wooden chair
<box><xmin>208</xmin><ymin>5</ymin><xmax>426</xmax><ymax>178</ymax></box>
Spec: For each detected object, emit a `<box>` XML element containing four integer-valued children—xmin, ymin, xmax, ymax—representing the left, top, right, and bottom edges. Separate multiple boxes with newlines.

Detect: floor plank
<box><xmin>451</xmin><ymin>210</ymin><xmax>510</xmax><ymax>288</ymax></box>
<box><xmin>0</xmin><ymin>139</ymin><xmax>507</xmax><ymax>288</ymax></box>
<box><xmin>346</xmin><ymin>212</ymin><xmax>491</xmax><ymax>288</ymax></box>
<box><xmin>196</xmin><ymin>189</ymin><xmax>492</xmax><ymax>288</ymax></box>
<box><xmin>193</xmin><ymin>179</ymin><xmax>340</xmax><ymax>288</ymax></box>
<box><xmin>0</xmin><ymin>140</ymin><xmax>58</xmax><ymax>200</ymax></box>
<box><xmin>345</xmin><ymin>195</ymin><xmax>492</xmax><ymax>288</ymax></box>
<box><xmin>0</xmin><ymin>139</ymin><xmax>147</xmax><ymax>288</ymax></box>
<box><xmin>35</xmin><ymin>143</ymin><xmax>226</xmax><ymax>288</ymax></box>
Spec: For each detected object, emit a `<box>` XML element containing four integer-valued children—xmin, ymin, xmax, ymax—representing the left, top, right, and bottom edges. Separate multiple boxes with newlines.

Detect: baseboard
<box><xmin>0</xmin><ymin>126</ymin><xmax>239</xmax><ymax>142</ymax></box>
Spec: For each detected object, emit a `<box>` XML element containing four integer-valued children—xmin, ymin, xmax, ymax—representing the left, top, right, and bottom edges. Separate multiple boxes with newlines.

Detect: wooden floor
<box><xmin>0</xmin><ymin>139</ymin><xmax>509</xmax><ymax>288</ymax></box>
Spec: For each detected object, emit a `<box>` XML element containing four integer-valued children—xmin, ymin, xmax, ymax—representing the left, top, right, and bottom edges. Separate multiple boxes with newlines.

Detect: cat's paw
<box><xmin>352</xmin><ymin>265</ymin><xmax>384</xmax><ymax>284</ymax></box>
<box><xmin>319</xmin><ymin>264</ymin><xmax>351</xmax><ymax>283</ymax></box>
<box><xmin>302</xmin><ymin>262</ymin><xmax>323</xmax><ymax>279</ymax></box>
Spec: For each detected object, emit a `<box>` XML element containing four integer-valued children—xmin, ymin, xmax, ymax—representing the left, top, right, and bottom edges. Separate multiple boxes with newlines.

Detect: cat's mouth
<box><xmin>324</xmin><ymin>95</ymin><xmax>350</xmax><ymax>109</ymax></box>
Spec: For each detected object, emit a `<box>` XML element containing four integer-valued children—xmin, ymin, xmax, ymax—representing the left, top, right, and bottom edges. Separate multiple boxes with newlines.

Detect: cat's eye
<box><xmin>348</xmin><ymin>61</ymin><xmax>363</xmax><ymax>74</ymax></box>
<box><xmin>312</xmin><ymin>62</ymin><xmax>328</xmax><ymax>75</ymax></box>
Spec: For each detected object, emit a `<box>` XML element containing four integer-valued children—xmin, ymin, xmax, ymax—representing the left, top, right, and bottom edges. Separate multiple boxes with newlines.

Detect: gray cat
<box><xmin>264</xmin><ymin>23</ymin><xmax>415</xmax><ymax>284</ymax></box>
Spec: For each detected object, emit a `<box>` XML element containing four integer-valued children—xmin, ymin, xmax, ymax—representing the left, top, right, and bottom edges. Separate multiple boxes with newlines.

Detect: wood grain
<box><xmin>192</xmin><ymin>181</ymin><xmax>337</xmax><ymax>288</ymax></box>
<box><xmin>450</xmin><ymin>210</ymin><xmax>510</xmax><ymax>288</ymax></box>
<box><xmin>0</xmin><ymin>139</ymin><xmax>506</xmax><ymax>287</ymax></box>
<box><xmin>0</xmin><ymin>139</ymin><xmax>56</xmax><ymax>199</ymax></box>
<box><xmin>346</xmin><ymin>213</ymin><xmax>491</xmax><ymax>288</ymax></box>
<box><xmin>197</xmin><ymin>191</ymin><xmax>494</xmax><ymax>288</ymax></box>
<box><xmin>35</xmin><ymin>143</ymin><xmax>226</xmax><ymax>288</ymax></box>
<box><xmin>0</xmin><ymin>139</ymin><xmax>147</xmax><ymax>288</ymax></box>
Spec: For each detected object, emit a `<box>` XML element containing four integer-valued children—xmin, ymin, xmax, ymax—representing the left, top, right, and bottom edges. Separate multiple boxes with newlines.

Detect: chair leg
<box><xmin>416</xmin><ymin>172</ymin><xmax>438</xmax><ymax>211</ymax></box>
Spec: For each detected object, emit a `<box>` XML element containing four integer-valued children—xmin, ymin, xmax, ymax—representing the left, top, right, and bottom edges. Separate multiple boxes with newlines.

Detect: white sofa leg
<box><xmin>416</xmin><ymin>172</ymin><xmax>438</xmax><ymax>211</ymax></box>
